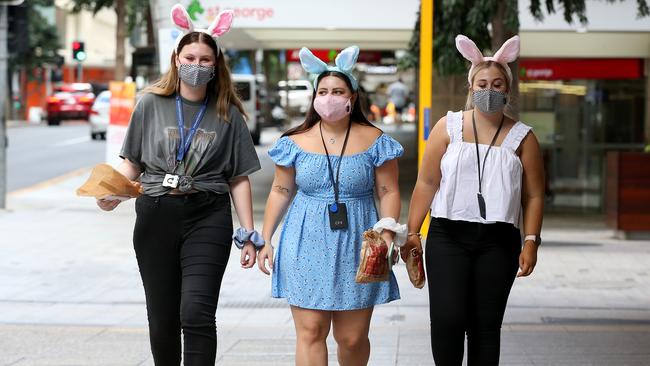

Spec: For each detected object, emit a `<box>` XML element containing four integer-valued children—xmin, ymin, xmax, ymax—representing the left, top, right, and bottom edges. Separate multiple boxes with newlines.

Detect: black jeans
<box><xmin>425</xmin><ymin>217</ymin><xmax>521</xmax><ymax>366</ymax></box>
<box><xmin>133</xmin><ymin>192</ymin><xmax>233</xmax><ymax>366</ymax></box>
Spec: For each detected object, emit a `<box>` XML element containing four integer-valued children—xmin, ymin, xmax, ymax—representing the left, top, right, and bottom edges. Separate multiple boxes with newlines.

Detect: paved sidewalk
<box><xmin>1</xmin><ymin>134</ymin><xmax>649</xmax><ymax>365</ymax></box>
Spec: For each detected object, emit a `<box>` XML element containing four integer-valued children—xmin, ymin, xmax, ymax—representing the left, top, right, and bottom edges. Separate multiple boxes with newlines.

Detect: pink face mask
<box><xmin>314</xmin><ymin>95</ymin><xmax>352</xmax><ymax>121</ymax></box>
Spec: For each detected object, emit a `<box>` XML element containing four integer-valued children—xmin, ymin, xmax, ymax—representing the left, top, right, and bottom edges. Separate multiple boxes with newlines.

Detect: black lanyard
<box><xmin>472</xmin><ymin>111</ymin><xmax>504</xmax><ymax>219</ymax></box>
<box><xmin>319</xmin><ymin>121</ymin><xmax>352</xmax><ymax>205</ymax></box>
<box><xmin>174</xmin><ymin>94</ymin><xmax>208</xmax><ymax>163</ymax></box>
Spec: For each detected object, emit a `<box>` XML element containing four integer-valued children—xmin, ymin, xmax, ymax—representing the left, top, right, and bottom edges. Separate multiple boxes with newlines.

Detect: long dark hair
<box><xmin>144</xmin><ymin>32</ymin><xmax>246</xmax><ymax>121</ymax></box>
<box><xmin>283</xmin><ymin>71</ymin><xmax>377</xmax><ymax>137</ymax></box>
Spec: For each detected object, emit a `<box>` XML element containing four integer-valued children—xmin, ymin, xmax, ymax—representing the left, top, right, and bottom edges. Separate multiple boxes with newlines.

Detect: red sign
<box><xmin>286</xmin><ymin>49</ymin><xmax>383</xmax><ymax>63</ymax></box>
<box><xmin>519</xmin><ymin>58</ymin><xmax>643</xmax><ymax>80</ymax></box>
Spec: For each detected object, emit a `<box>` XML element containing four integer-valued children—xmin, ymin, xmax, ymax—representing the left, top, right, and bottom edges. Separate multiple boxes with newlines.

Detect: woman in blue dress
<box><xmin>257</xmin><ymin>46</ymin><xmax>404</xmax><ymax>365</ymax></box>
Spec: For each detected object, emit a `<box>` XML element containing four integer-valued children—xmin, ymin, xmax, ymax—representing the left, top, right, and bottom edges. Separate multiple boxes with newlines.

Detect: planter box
<box><xmin>606</xmin><ymin>151</ymin><xmax>650</xmax><ymax>238</ymax></box>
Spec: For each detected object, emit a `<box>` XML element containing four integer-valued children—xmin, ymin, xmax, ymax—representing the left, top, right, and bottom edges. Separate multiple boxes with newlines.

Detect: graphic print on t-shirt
<box><xmin>165</xmin><ymin>127</ymin><xmax>217</xmax><ymax>175</ymax></box>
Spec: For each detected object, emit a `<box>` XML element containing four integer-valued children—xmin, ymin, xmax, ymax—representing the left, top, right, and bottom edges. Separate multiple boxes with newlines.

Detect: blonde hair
<box><xmin>143</xmin><ymin>32</ymin><xmax>246</xmax><ymax>121</ymax></box>
<box><xmin>464</xmin><ymin>61</ymin><xmax>517</xmax><ymax>120</ymax></box>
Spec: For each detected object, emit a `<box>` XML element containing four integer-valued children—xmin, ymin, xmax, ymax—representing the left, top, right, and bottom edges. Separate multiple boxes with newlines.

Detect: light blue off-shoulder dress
<box><xmin>268</xmin><ymin>133</ymin><xmax>403</xmax><ymax>310</ymax></box>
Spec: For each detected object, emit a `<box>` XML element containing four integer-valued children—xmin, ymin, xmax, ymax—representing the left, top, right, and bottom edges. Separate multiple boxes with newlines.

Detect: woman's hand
<box><xmin>95</xmin><ymin>180</ymin><xmax>140</xmax><ymax>212</ymax></box>
<box><xmin>96</xmin><ymin>198</ymin><xmax>121</xmax><ymax>211</ymax></box>
<box><xmin>380</xmin><ymin>230</ymin><xmax>399</xmax><ymax>264</ymax></box>
<box><xmin>257</xmin><ymin>243</ymin><xmax>274</xmax><ymax>275</ymax></box>
<box><xmin>517</xmin><ymin>242</ymin><xmax>538</xmax><ymax>277</ymax></box>
<box><xmin>401</xmin><ymin>235</ymin><xmax>422</xmax><ymax>262</ymax></box>
<box><xmin>240</xmin><ymin>242</ymin><xmax>257</xmax><ymax>269</ymax></box>
<box><xmin>131</xmin><ymin>181</ymin><xmax>142</xmax><ymax>192</ymax></box>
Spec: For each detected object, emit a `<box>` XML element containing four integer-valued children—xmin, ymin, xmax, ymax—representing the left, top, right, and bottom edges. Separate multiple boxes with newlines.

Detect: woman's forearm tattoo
<box><xmin>273</xmin><ymin>184</ymin><xmax>290</xmax><ymax>194</ymax></box>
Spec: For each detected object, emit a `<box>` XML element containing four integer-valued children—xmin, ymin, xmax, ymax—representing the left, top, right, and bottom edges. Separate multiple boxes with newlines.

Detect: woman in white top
<box><xmin>402</xmin><ymin>35</ymin><xmax>544</xmax><ymax>365</ymax></box>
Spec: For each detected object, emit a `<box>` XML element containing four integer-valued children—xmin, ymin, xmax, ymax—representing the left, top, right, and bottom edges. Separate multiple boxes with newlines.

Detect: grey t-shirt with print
<box><xmin>120</xmin><ymin>92</ymin><xmax>261</xmax><ymax>197</ymax></box>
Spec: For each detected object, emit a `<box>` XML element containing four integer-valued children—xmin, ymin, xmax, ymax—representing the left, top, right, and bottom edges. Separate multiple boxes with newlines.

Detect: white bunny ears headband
<box><xmin>170</xmin><ymin>3</ymin><xmax>234</xmax><ymax>54</ymax></box>
<box><xmin>455</xmin><ymin>34</ymin><xmax>520</xmax><ymax>85</ymax></box>
<box><xmin>299</xmin><ymin>46</ymin><xmax>360</xmax><ymax>91</ymax></box>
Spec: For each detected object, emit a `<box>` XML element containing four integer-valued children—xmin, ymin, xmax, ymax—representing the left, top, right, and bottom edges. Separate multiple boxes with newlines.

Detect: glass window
<box><xmin>519</xmin><ymin>78</ymin><xmax>646</xmax><ymax>212</ymax></box>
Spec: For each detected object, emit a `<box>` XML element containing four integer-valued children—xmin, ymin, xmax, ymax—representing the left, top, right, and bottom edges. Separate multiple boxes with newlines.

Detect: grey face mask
<box><xmin>472</xmin><ymin>89</ymin><xmax>507</xmax><ymax>114</ymax></box>
<box><xmin>178</xmin><ymin>64</ymin><xmax>215</xmax><ymax>87</ymax></box>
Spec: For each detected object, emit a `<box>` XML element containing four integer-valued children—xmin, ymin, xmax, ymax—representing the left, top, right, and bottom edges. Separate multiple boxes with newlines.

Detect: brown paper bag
<box><xmin>76</xmin><ymin>163</ymin><xmax>142</xmax><ymax>199</ymax></box>
<box><xmin>406</xmin><ymin>247</ymin><xmax>426</xmax><ymax>289</ymax></box>
<box><xmin>355</xmin><ymin>230</ymin><xmax>390</xmax><ymax>283</ymax></box>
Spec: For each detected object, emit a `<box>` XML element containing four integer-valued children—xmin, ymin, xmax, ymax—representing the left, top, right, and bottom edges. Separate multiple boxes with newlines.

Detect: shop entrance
<box><xmin>520</xmin><ymin>78</ymin><xmax>646</xmax><ymax>212</ymax></box>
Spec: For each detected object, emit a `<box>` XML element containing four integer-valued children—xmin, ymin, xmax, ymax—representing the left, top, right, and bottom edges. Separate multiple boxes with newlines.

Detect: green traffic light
<box><xmin>76</xmin><ymin>51</ymin><xmax>86</xmax><ymax>61</ymax></box>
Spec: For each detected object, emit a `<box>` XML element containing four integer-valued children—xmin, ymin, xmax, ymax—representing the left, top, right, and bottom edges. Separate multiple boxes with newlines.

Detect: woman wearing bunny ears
<box><xmin>96</xmin><ymin>4</ymin><xmax>262</xmax><ymax>365</ymax></box>
<box><xmin>403</xmin><ymin>35</ymin><xmax>545</xmax><ymax>365</ymax></box>
<box><xmin>258</xmin><ymin>46</ymin><xmax>405</xmax><ymax>365</ymax></box>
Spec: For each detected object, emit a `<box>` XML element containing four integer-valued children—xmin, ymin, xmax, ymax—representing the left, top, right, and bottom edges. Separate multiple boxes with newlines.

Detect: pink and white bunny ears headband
<box><xmin>299</xmin><ymin>46</ymin><xmax>360</xmax><ymax>91</ymax></box>
<box><xmin>170</xmin><ymin>3</ymin><xmax>234</xmax><ymax>54</ymax></box>
<box><xmin>455</xmin><ymin>34</ymin><xmax>520</xmax><ymax>85</ymax></box>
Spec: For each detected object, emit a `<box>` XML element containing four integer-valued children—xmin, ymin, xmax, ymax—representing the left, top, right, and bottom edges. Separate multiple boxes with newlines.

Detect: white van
<box><xmin>276</xmin><ymin>79</ymin><xmax>313</xmax><ymax>114</ymax></box>
<box><xmin>232</xmin><ymin>74</ymin><xmax>261</xmax><ymax>145</ymax></box>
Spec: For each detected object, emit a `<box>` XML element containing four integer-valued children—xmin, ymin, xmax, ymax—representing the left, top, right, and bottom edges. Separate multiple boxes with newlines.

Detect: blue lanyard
<box><xmin>174</xmin><ymin>94</ymin><xmax>208</xmax><ymax>162</ymax></box>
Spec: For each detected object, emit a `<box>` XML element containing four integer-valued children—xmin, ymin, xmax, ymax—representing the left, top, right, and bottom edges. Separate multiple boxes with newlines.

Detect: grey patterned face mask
<box><xmin>178</xmin><ymin>64</ymin><xmax>215</xmax><ymax>87</ymax></box>
<box><xmin>472</xmin><ymin>89</ymin><xmax>507</xmax><ymax>114</ymax></box>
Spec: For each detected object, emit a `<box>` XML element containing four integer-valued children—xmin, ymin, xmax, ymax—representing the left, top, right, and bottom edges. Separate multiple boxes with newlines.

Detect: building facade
<box><xmin>518</xmin><ymin>0</ymin><xmax>649</xmax><ymax>212</ymax></box>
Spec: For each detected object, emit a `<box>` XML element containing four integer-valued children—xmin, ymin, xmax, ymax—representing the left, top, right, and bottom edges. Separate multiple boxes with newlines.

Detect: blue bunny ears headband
<box><xmin>299</xmin><ymin>46</ymin><xmax>360</xmax><ymax>91</ymax></box>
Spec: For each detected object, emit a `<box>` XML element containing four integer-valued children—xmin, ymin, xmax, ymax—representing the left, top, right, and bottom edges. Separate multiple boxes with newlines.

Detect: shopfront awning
<box><xmin>154</xmin><ymin>0</ymin><xmax>419</xmax><ymax>51</ymax></box>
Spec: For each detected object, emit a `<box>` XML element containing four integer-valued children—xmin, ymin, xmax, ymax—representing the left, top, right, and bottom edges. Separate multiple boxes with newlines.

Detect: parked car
<box><xmin>89</xmin><ymin>90</ymin><xmax>111</xmax><ymax>140</ymax></box>
<box><xmin>276</xmin><ymin>80</ymin><xmax>313</xmax><ymax>114</ymax></box>
<box><xmin>46</xmin><ymin>83</ymin><xmax>95</xmax><ymax>126</ymax></box>
<box><xmin>232</xmin><ymin>74</ymin><xmax>261</xmax><ymax>145</ymax></box>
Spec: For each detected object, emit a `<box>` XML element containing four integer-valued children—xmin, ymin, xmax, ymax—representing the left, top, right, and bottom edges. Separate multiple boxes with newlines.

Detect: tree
<box><xmin>401</xmin><ymin>0</ymin><xmax>648</xmax><ymax>119</ymax></box>
<box><xmin>69</xmin><ymin>0</ymin><xmax>149</xmax><ymax>81</ymax></box>
<box><xmin>442</xmin><ymin>0</ymin><xmax>648</xmax><ymax>76</ymax></box>
<box><xmin>8</xmin><ymin>0</ymin><xmax>61</xmax><ymax>78</ymax></box>
<box><xmin>405</xmin><ymin>0</ymin><xmax>650</xmax><ymax>77</ymax></box>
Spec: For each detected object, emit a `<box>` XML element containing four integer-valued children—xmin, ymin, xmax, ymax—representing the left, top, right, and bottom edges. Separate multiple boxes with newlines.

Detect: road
<box><xmin>6</xmin><ymin>122</ymin><xmax>105</xmax><ymax>192</ymax></box>
<box><xmin>5</xmin><ymin>121</ymin><xmax>418</xmax><ymax>220</ymax></box>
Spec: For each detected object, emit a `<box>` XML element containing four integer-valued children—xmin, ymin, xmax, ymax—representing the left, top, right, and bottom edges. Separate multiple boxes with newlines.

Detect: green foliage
<box><xmin>529</xmin><ymin>0</ymin><xmax>649</xmax><ymax>23</ymax></box>
<box><xmin>433</xmin><ymin>0</ymin><xmax>518</xmax><ymax>76</ymax></box>
<box><xmin>8</xmin><ymin>0</ymin><xmax>61</xmax><ymax>79</ymax></box>
<box><xmin>404</xmin><ymin>0</ymin><xmax>649</xmax><ymax>76</ymax></box>
<box><xmin>70</xmin><ymin>0</ymin><xmax>115</xmax><ymax>15</ymax></box>
<box><xmin>70</xmin><ymin>0</ymin><xmax>149</xmax><ymax>31</ymax></box>
<box><xmin>126</xmin><ymin>0</ymin><xmax>149</xmax><ymax>32</ymax></box>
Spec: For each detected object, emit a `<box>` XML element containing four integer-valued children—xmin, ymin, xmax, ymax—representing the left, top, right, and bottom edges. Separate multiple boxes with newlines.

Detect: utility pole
<box><xmin>1</xmin><ymin>0</ymin><xmax>25</xmax><ymax>208</ymax></box>
<box><xmin>0</xmin><ymin>4</ymin><xmax>8</xmax><ymax>209</ymax></box>
<box><xmin>77</xmin><ymin>61</ymin><xmax>82</xmax><ymax>82</ymax></box>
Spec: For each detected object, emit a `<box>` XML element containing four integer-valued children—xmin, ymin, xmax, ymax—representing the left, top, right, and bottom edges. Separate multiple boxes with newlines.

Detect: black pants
<box><xmin>133</xmin><ymin>192</ymin><xmax>233</xmax><ymax>366</ymax></box>
<box><xmin>425</xmin><ymin>217</ymin><xmax>521</xmax><ymax>366</ymax></box>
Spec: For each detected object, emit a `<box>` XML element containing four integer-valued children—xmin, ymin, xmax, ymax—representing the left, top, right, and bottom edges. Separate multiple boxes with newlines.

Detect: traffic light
<box><xmin>72</xmin><ymin>41</ymin><xmax>86</xmax><ymax>62</ymax></box>
<box><xmin>8</xmin><ymin>3</ymin><xmax>29</xmax><ymax>57</ymax></box>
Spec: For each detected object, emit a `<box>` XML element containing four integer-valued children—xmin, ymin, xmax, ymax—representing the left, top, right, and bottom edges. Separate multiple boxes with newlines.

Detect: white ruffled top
<box><xmin>430</xmin><ymin>111</ymin><xmax>532</xmax><ymax>228</ymax></box>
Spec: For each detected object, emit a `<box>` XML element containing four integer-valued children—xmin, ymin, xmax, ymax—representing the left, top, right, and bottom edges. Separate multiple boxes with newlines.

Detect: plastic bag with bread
<box><xmin>355</xmin><ymin>230</ymin><xmax>391</xmax><ymax>283</ymax></box>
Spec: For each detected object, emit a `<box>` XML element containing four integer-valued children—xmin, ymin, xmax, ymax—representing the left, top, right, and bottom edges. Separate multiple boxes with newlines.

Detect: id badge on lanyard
<box><xmin>328</xmin><ymin>201</ymin><xmax>348</xmax><ymax>230</ymax></box>
<box><xmin>163</xmin><ymin>95</ymin><xmax>208</xmax><ymax>189</ymax></box>
<box><xmin>472</xmin><ymin>111</ymin><xmax>504</xmax><ymax>219</ymax></box>
<box><xmin>320</xmin><ymin>121</ymin><xmax>352</xmax><ymax>230</ymax></box>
